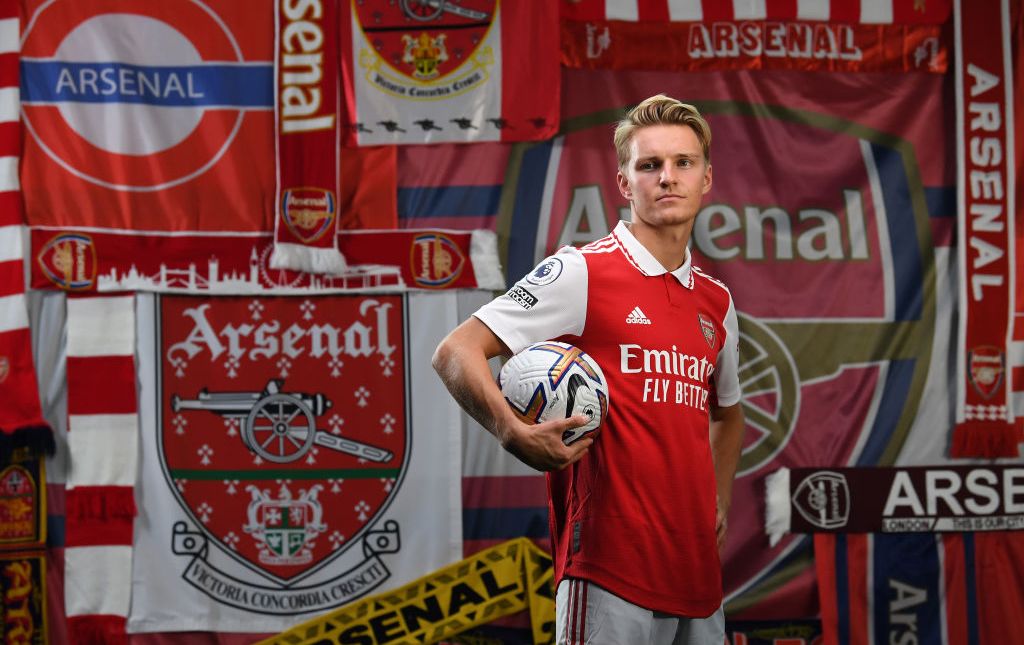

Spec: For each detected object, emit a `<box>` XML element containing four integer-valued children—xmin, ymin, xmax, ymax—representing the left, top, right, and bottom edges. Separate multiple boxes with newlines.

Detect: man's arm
<box><xmin>431</xmin><ymin>317</ymin><xmax>591</xmax><ymax>471</ymax></box>
<box><xmin>709</xmin><ymin>402</ymin><xmax>745</xmax><ymax>552</ymax></box>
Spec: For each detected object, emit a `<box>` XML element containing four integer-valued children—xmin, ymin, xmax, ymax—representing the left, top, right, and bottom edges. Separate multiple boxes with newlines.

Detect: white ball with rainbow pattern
<box><xmin>498</xmin><ymin>341</ymin><xmax>610</xmax><ymax>445</ymax></box>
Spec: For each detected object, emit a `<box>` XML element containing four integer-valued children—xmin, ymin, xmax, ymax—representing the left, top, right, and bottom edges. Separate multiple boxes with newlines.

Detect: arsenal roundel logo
<box><xmin>158</xmin><ymin>294</ymin><xmax>408</xmax><ymax>607</ymax></box>
<box><xmin>20</xmin><ymin>0</ymin><xmax>262</xmax><ymax>192</ymax></box>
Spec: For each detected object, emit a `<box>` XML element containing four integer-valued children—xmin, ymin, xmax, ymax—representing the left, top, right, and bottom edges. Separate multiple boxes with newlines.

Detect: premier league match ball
<box><xmin>497</xmin><ymin>341</ymin><xmax>610</xmax><ymax>445</ymax></box>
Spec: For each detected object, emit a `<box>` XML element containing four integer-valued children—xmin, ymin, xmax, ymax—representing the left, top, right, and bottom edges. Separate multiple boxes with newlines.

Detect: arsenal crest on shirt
<box><xmin>157</xmin><ymin>294</ymin><xmax>407</xmax><ymax>613</ymax></box>
<box><xmin>697</xmin><ymin>311</ymin><xmax>716</xmax><ymax>349</ymax></box>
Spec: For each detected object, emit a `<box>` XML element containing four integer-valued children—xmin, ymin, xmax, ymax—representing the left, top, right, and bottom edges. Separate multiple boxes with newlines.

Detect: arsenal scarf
<box><xmin>952</xmin><ymin>0</ymin><xmax>1018</xmax><ymax>457</ymax></box>
<box><xmin>0</xmin><ymin>1</ymin><xmax>53</xmax><ymax>462</ymax></box>
<box><xmin>272</xmin><ymin>0</ymin><xmax>347</xmax><ymax>274</ymax></box>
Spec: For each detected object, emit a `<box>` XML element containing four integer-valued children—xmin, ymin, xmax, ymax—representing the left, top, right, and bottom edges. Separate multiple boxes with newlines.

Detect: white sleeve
<box><xmin>713</xmin><ymin>294</ymin><xmax>742</xmax><ymax>407</ymax></box>
<box><xmin>472</xmin><ymin>247</ymin><xmax>587</xmax><ymax>354</ymax></box>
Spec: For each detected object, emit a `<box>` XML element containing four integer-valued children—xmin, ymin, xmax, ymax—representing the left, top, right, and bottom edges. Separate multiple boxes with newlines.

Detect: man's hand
<box><xmin>710</xmin><ymin>403</ymin><xmax>744</xmax><ymax>554</ymax></box>
<box><xmin>433</xmin><ymin>318</ymin><xmax>596</xmax><ymax>472</ymax></box>
<box><xmin>497</xmin><ymin>413</ymin><xmax>594</xmax><ymax>471</ymax></box>
<box><xmin>715</xmin><ymin>497</ymin><xmax>728</xmax><ymax>553</ymax></box>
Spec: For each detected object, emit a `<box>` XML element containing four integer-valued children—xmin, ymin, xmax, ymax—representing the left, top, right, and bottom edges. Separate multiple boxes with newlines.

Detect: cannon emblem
<box><xmin>171</xmin><ymin>379</ymin><xmax>393</xmax><ymax>464</ymax></box>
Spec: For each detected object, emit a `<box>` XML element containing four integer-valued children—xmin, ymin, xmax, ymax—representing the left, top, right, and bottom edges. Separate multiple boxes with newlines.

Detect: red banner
<box><xmin>29</xmin><ymin>228</ymin><xmax>504</xmax><ymax>293</ymax></box>
<box><xmin>952</xmin><ymin>0</ymin><xmax>1018</xmax><ymax>456</ymax></box>
<box><xmin>273</xmin><ymin>0</ymin><xmax>346</xmax><ymax>274</ymax></box>
<box><xmin>562</xmin><ymin>20</ymin><xmax>948</xmax><ymax>74</ymax></box>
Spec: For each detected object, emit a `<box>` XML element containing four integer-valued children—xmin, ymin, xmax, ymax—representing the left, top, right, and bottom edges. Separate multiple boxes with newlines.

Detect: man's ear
<box><xmin>702</xmin><ymin>163</ymin><xmax>713</xmax><ymax>195</ymax></box>
<box><xmin>617</xmin><ymin>170</ymin><xmax>631</xmax><ymax>200</ymax></box>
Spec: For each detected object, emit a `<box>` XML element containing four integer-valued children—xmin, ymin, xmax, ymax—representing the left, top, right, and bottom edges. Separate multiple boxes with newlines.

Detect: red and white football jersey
<box><xmin>475</xmin><ymin>221</ymin><xmax>740</xmax><ymax>617</ymax></box>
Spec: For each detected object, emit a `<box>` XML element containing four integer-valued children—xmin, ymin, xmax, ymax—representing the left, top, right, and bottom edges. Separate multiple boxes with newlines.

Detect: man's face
<box><xmin>616</xmin><ymin>123</ymin><xmax>712</xmax><ymax>229</ymax></box>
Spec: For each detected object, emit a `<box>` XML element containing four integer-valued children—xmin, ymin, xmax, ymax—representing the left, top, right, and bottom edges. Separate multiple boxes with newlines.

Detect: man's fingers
<box><xmin>562</xmin><ymin>413</ymin><xmax>590</xmax><ymax>428</ymax></box>
<box><xmin>560</xmin><ymin>436</ymin><xmax>593</xmax><ymax>468</ymax></box>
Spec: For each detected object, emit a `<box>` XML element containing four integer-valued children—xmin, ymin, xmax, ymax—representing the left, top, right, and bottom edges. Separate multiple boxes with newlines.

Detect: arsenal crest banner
<box><xmin>340</xmin><ymin>0</ymin><xmax>560</xmax><ymax>145</ymax></box>
<box><xmin>128</xmin><ymin>292</ymin><xmax>462</xmax><ymax>632</ymax></box>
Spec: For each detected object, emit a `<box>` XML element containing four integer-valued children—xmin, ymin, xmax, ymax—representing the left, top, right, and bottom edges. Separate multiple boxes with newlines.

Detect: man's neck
<box><xmin>627</xmin><ymin>219</ymin><xmax>693</xmax><ymax>272</ymax></box>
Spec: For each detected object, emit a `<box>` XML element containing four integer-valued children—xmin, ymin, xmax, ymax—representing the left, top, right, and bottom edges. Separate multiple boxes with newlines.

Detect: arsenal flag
<box><xmin>19</xmin><ymin>0</ymin><xmax>397</xmax><ymax>268</ymax></box>
<box><xmin>340</xmin><ymin>1</ymin><xmax>559</xmax><ymax>145</ymax></box>
<box><xmin>816</xmin><ymin>532</ymin><xmax>1024</xmax><ymax>645</ymax></box>
<box><xmin>128</xmin><ymin>292</ymin><xmax>463</xmax><ymax>632</ymax></box>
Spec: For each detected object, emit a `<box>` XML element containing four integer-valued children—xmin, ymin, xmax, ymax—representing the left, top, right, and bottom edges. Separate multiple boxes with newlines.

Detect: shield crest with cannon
<box><xmin>159</xmin><ymin>294</ymin><xmax>408</xmax><ymax>584</ymax></box>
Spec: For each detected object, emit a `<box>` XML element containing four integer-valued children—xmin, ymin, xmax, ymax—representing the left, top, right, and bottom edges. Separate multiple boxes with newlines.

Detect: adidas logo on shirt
<box><xmin>626</xmin><ymin>306</ymin><xmax>652</xmax><ymax>325</ymax></box>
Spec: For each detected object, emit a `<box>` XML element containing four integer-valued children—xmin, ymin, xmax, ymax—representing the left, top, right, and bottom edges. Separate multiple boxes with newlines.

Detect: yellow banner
<box><xmin>258</xmin><ymin>538</ymin><xmax>555</xmax><ymax>645</ymax></box>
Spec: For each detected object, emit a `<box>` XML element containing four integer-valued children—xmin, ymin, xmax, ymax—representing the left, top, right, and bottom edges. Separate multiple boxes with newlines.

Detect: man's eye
<box><xmin>678</xmin><ymin>159</ymin><xmax>692</xmax><ymax>167</ymax></box>
<box><xmin>639</xmin><ymin>162</ymin><xmax>655</xmax><ymax>170</ymax></box>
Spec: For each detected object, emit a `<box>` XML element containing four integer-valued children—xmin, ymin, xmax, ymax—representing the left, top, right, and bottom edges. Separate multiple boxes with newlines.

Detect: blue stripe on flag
<box><xmin>870</xmin><ymin>143</ymin><xmax>923</xmax><ymax>321</ymax></box>
<box><xmin>397</xmin><ymin>185</ymin><xmax>502</xmax><ymax>219</ymax></box>
<box><xmin>856</xmin><ymin>358</ymin><xmax>914</xmax><ymax>465</ymax></box>
<box><xmin>463</xmin><ymin>507</ymin><xmax>549</xmax><ymax>540</ymax></box>
<box><xmin>22</xmin><ymin>61</ymin><xmax>273</xmax><ymax>107</ymax></box>
<box><xmin>47</xmin><ymin>513</ymin><xmax>64</xmax><ymax>548</ymax></box>
<box><xmin>924</xmin><ymin>185</ymin><xmax>956</xmax><ymax>218</ymax></box>
<box><xmin>965</xmin><ymin>533</ymin><xmax>979</xmax><ymax>645</ymax></box>
<box><xmin>507</xmin><ymin>140</ymin><xmax>555</xmax><ymax>284</ymax></box>
<box><xmin>872</xmin><ymin>534</ymin><xmax>943</xmax><ymax>645</ymax></box>
<box><xmin>835</xmin><ymin>533</ymin><xmax>851</xmax><ymax>645</ymax></box>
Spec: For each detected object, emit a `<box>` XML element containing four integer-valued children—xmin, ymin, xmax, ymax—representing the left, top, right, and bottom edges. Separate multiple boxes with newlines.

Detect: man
<box><xmin>432</xmin><ymin>95</ymin><xmax>745</xmax><ymax>644</ymax></box>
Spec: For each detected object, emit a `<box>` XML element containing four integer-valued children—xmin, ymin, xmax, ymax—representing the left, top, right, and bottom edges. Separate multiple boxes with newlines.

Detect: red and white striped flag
<box><xmin>0</xmin><ymin>0</ymin><xmax>52</xmax><ymax>461</ymax></box>
<box><xmin>562</xmin><ymin>0</ymin><xmax>951</xmax><ymax>23</ymax></box>
<box><xmin>63</xmin><ymin>295</ymin><xmax>138</xmax><ymax>645</ymax></box>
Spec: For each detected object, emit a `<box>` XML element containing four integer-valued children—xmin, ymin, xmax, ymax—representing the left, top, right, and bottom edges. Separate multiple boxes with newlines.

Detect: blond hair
<box><xmin>613</xmin><ymin>94</ymin><xmax>711</xmax><ymax>169</ymax></box>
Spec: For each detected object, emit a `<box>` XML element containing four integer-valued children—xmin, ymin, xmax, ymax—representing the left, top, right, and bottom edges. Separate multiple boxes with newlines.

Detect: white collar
<box><xmin>612</xmin><ymin>221</ymin><xmax>694</xmax><ymax>289</ymax></box>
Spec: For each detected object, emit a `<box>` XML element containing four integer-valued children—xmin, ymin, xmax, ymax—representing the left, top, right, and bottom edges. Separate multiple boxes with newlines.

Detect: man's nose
<box><xmin>659</xmin><ymin>164</ymin><xmax>676</xmax><ymax>185</ymax></box>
